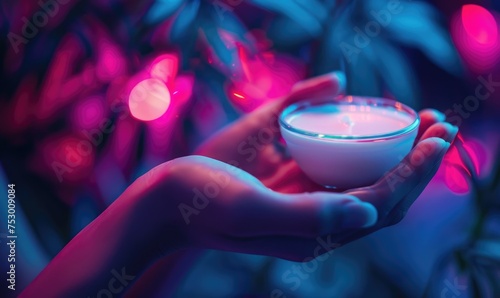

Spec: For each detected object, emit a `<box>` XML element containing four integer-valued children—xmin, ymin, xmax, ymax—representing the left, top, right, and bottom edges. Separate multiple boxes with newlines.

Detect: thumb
<box><xmin>232</xmin><ymin>189</ymin><xmax>378</xmax><ymax>238</ymax></box>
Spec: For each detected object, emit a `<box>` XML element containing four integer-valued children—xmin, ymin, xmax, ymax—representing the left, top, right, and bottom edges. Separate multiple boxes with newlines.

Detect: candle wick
<box><xmin>341</xmin><ymin>115</ymin><xmax>353</xmax><ymax>126</ymax></box>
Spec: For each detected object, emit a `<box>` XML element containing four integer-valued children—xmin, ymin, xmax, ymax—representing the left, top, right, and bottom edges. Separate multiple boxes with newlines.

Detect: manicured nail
<box><xmin>331</xmin><ymin>71</ymin><xmax>346</xmax><ymax>94</ymax></box>
<box><xmin>450</xmin><ymin>125</ymin><xmax>459</xmax><ymax>141</ymax></box>
<box><xmin>341</xmin><ymin>202</ymin><xmax>378</xmax><ymax>229</ymax></box>
<box><xmin>442</xmin><ymin>141</ymin><xmax>451</xmax><ymax>154</ymax></box>
<box><xmin>416</xmin><ymin>137</ymin><xmax>448</xmax><ymax>157</ymax></box>
<box><xmin>440</xmin><ymin>123</ymin><xmax>459</xmax><ymax>143</ymax></box>
<box><xmin>434</xmin><ymin>110</ymin><xmax>446</xmax><ymax>122</ymax></box>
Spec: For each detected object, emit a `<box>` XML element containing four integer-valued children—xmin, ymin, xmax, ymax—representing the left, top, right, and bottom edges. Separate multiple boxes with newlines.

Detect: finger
<box><xmin>415</xmin><ymin>109</ymin><xmax>446</xmax><ymax>143</ymax></box>
<box><xmin>419</xmin><ymin>122</ymin><xmax>459</xmax><ymax>144</ymax></box>
<box><xmin>294</xmin><ymin>0</ymin><xmax>328</xmax><ymax>22</ymax></box>
<box><xmin>252</xmin><ymin>0</ymin><xmax>323</xmax><ymax>36</ymax></box>
<box><xmin>230</xmin><ymin>190</ymin><xmax>377</xmax><ymax>239</ymax></box>
<box><xmin>347</xmin><ymin>138</ymin><xmax>450</xmax><ymax>216</ymax></box>
<box><xmin>237</xmin><ymin>72</ymin><xmax>345</xmax><ymax>139</ymax></box>
<box><xmin>281</xmin><ymin>71</ymin><xmax>346</xmax><ymax>109</ymax></box>
<box><xmin>336</xmin><ymin>138</ymin><xmax>451</xmax><ymax>245</ymax></box>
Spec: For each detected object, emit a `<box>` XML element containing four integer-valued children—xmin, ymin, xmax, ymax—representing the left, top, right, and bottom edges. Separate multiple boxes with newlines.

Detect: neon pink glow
<box><xmin>443</xmin><ymin>145</ymin><xmax>471</xmax><ymax>194</ymax></box>
<box><xmin>150</xmin><ymin>54</ymin><xmax>179</xmax><ymax>85</ymax></box>
<box><xmin>40</xmin><ymin>135</ymin><xmax>94</xmax><ymax>183</ymax></box>
<box><xmin>144</xmin><ymin>74</ymin><xmax>194</xmax><ymax>157</ymax></box>
<box><xmin>128</xmin><ymin>78</ymin><xmax>171</xmax><ymax>121</ymax></box>
<box><xmin>233</xmin><ymin>93</ymin><xmax>245</xmax><ymax>99</ymax></box>
<box><xmin>39</xmin><ymin>36</ymin><xmax>89</xmax><ymax>120</ymax></box>
<box><xmin>461</xmin><ymin>5</ymin><xmax>498</xmax><ymax>45</ymax></box>
<box><xmin>227</xmin><ymin>44</ymin><xmax>304</xmax><ymax>112</ymax></box>
<box><xmin>170</xmin><ymin>75</ymin><xmax>194</xmax><ymax>104</ymax></box>
<box><xmin>72</xmin><ymin>96</ymin><xmax>106</xmax><ymax>130</ymax></box>
<box><xmin>442</xmin><ymin>135</ymin><xmax>486</xmax><ymax>194</ymax></box>
<box><xmin>112</xmin><ymin>119</ymin><xmax>139</xmax><ymax>168</ymax></box>
<box><xmin>9</xmin><ymin>75</ymin><xmax>35</xmax><ymax>134</ymax></box>
<box><xmin>96</xmin><ymin>39</ymin><xmax>126</xmax><ymax>82</ymax></box>
<box><xmin>452</xmin><ymin>6</ymin><xmax>500</xmax><ymax>72</ymax></box>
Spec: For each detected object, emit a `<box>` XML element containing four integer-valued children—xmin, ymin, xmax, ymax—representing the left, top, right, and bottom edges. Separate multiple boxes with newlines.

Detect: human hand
<box><xmin>196</xmin><ymin>72</ymin><xmax>458</xmax><ymax>194</ymax></box>
<box><xmin>157</xmin><ymin>133</ymin><xmax>455</xmax><ymax>261</ymax></box>
<box><xmin>196</xmin><ymin>72</ymin><xmax>347</xmax><ymax>193</ymax></box>
<box><xmin>20</xmin><ymin>73</ymin><xmax>458</xmax><ymax>297</ymax></box>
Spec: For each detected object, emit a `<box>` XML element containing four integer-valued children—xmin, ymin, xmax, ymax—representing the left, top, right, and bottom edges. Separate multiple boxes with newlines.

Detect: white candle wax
<box><xmin>286</xmin><ymin>105</ymin><xmax>413</xmax><ymax>136</ymax></box>
<box><xmin>280</xmin><ymin>97</ymin><xmax>419</xmax><ymax>189</ymax></box>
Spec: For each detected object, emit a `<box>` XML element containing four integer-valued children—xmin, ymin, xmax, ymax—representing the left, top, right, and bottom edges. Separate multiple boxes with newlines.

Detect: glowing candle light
<box><xmin>452</xmin><ymin>5</ymin><xmax>500</xmax><ymax>72</ymax></box>
<box><xmin>280</xmin><ymin>96</ymin><xmax>420</xmax><ymax>189</ymax></box>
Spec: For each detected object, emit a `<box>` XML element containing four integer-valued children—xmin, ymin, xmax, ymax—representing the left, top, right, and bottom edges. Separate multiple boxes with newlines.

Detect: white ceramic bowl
<box><xmin>279</xmin><ymin>96</ymin><xmax>420</xmax><ymax>189</ymax></box>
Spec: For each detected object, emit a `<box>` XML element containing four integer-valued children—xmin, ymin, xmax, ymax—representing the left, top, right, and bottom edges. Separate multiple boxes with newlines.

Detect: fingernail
<box><xmin>434</xmin><ymin>111</ymin><xmax>446</xmax><ymax>122</ymax></box>
<box><xmin>440</xmin><ymin>123</ymin><xmax>459</xmax><ymax>143</ymax></box>
<box><xmin>341</xmin><ymin>202</ymin><xmax>378</xmax><ymax>229</ymax></box>
<box><xmin>450</xmin><ymin>125</ymin><xmax>459</xmax><ymax>141</ymax></box>
<box><xmin>331</xmin><ymin>71</ymin><xmax>346</xmax><ymax>94</ymax></box>
<box><xmin>442</xmin><ymin>141</ymin><xmax>451</xmax><ymax>154</ymax></box>
<box><xmin>418</xmin><ymin>137</ymin><xmax>448</xmax><ymax>156</ymax></box>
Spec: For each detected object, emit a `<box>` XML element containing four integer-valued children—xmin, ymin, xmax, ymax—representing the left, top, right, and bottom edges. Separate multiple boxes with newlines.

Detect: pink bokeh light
<box><xmin>452</xmin><ymin>5</ymin><xmax>500</xmax><ymax>72</ymax></box>
<box><xmin>226</xmin><ymin>44</ymin><xmax>304</xmax><ymax>112</ymax></box>
<box><xmin>441</xmin><ymin>134</ymin><xmax>487</xmax><ymax>194</ymax></box>
<box><xmin>96</xmin><ymin>39</ymin><xmax>126</xmax><ymax>82</ymax></box>
<box><xmin>128</xmin><ymin>78</ymin><xmax>172</xmax><ymax>121</ymax></box>
<box><xmin>461</xmin><ymin>5</ymin><xmax>498</xmax><ymax>45</ymax></box>
<box><xmin>149</xmin><ymin>54</ymin><xmax>179</xmax><ymax>85</ymax></box>
<box><xmin>72</xmin><ymin>96</ymin><xmax>106</xmax><ymax>130</ymax></box>
<box><xmin>37</xmin><ymin>134</ymin><xmax>95</xmax><ymax>184</ymax></box>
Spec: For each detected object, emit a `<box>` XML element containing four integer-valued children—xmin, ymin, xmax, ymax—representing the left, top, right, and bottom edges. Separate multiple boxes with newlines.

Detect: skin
<box><xmin>20</xmin><ymin>73</ymin><xmax>458</xmax><ymax>297</ymax></box>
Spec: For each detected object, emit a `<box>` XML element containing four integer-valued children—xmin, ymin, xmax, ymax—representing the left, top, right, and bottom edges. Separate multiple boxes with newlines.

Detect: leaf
<box><xmin>484</xmin><ymin>269</ymin><xmax>500</xmax><ymax>298</ymax></box>
<box><xmin>268</xmin><ymin>16</ymin><xmax>318</xmax><ymax>47</ymax></box>
<box><xmin>249</xmin><ymin>0</ymin><xmax>326</xmax><ymax>36</ymax></box>
<box><xmin>472</xmin><ymin>239</ymin><xmax>500</xmax><ymax>264</ymax></box>
<box><xmin>210</xmin><ymin>2</ymin><xmax>254</xmax><ymax>50</ymax></box>
<box><xmin>489</xmin><ymin>145</ymin><xmax>500</xmax><ymax>192</ymax></box>
<box><xmin>145</xmin><ymin>0</ymin><xmax>186</xmax><ymax>24</ymax></box>
<box><xmin>198</xmin><ymin>8</ymin><xmax>241</xmax><ymax>76</ymax></box>
<box><xmin>469</xmin><ymin>269</ymin><xmax>483</xmax><ymax>298</ymax></box>
<box><xmin>364</xmin><ymin>0</ymin><xmax>441</xmax><ymax>23</ymax></box>
<box><xmin>169</xmin><ymin>0</ymin><xmax>201</xmax><ymax>42</ymax></box>
<box><xmin>312</xmin><ymin>8</ymin><xmax>352</xmax><ymax>74</ymax></box>
<box><xmin>344</xmin><ymin>43</ymin><xmax>382</xmax><ymax>97</ymax></box>
<box><xmin>382</xmin><ymin>2</ymin><xmax>463</xmax><ymax>74</ymax></box>
<box><xmin>370</xmin><ymin>40</ymin><xmax>419</xmax><ymax>108</ymax></box>
<box><xmin>455</xmin><ymin>139</ymin><xmax>478</xmax><ymax>182</ymax></box>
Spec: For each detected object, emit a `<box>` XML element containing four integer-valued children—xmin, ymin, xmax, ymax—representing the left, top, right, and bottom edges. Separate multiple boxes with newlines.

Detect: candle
<box><xmin>280</xmin><ymin>96</ymin><xmax>420</xmax><ymax>189</ymax></box>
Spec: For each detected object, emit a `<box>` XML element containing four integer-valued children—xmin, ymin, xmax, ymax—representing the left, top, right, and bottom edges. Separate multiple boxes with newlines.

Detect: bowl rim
<box><xmin>279</xmin><ymin>95</ymin><xmax>420</xmax><ymax>141</ymax></box>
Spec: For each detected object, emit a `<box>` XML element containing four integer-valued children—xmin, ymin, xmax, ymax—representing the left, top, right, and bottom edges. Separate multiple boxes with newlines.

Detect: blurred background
<box><xmin>1</xmin><ymin>0</ymin><xmax>499</xmax><ymax>297</ymax></box>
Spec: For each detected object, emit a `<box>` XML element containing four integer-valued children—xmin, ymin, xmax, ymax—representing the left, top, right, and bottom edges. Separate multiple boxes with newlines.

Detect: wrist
<box><xmin>135</xmin><ymin>158</ymin><xmax>192</xmax><ymax>254</ymax></box>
